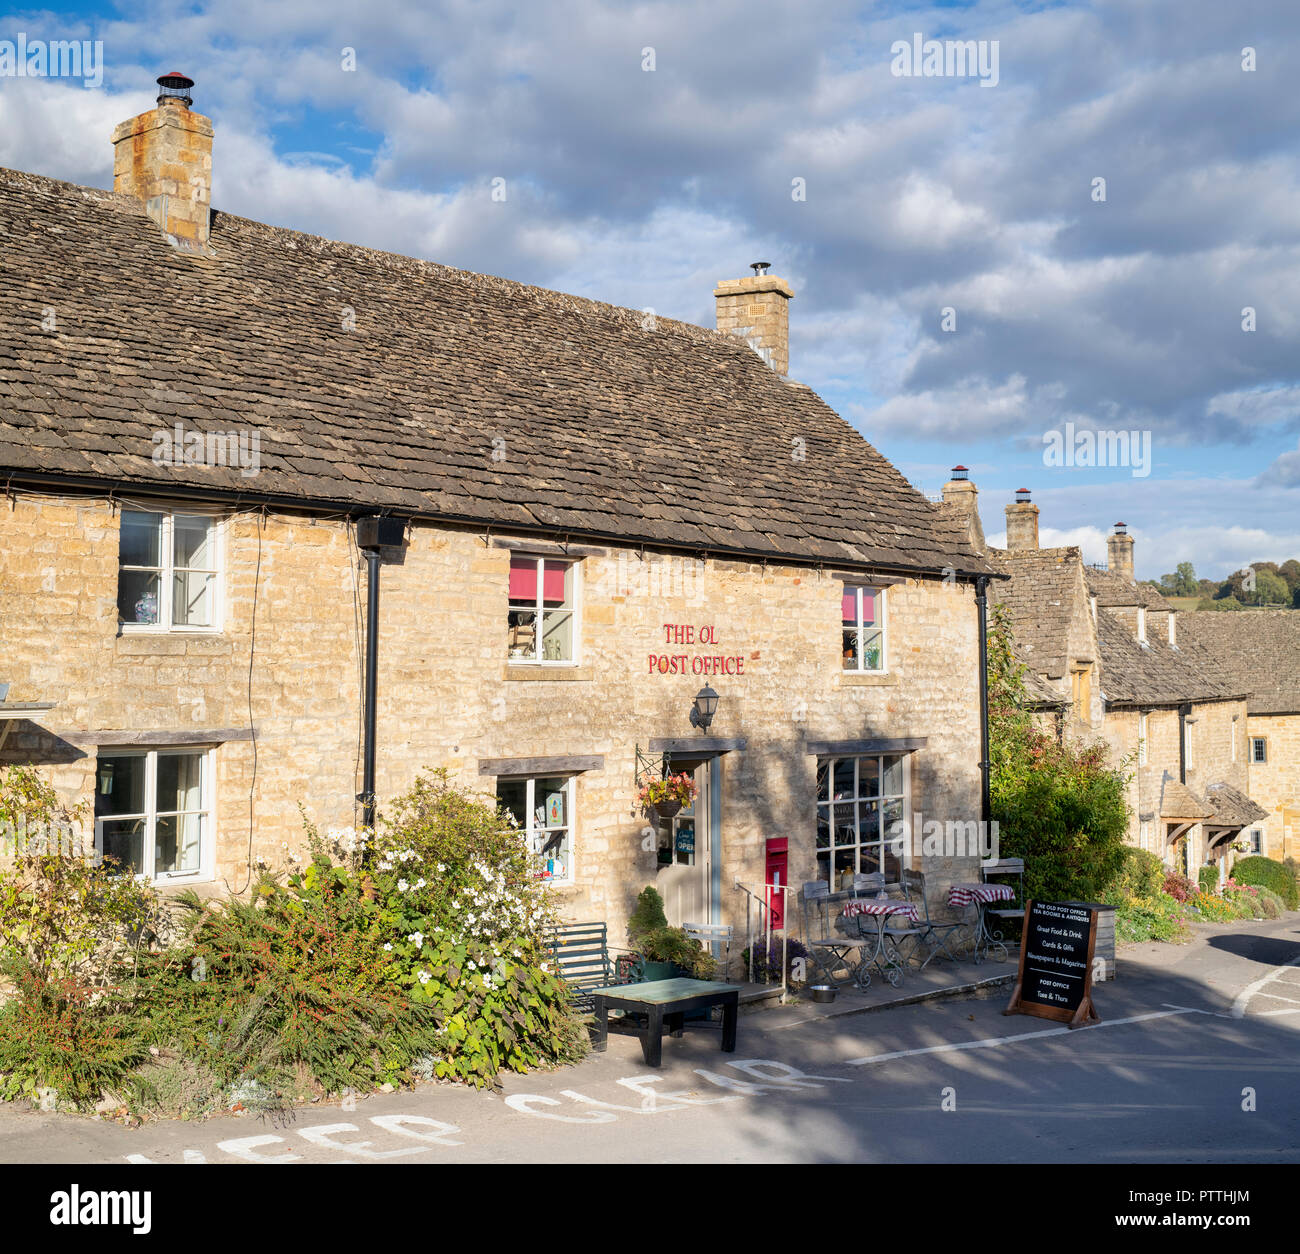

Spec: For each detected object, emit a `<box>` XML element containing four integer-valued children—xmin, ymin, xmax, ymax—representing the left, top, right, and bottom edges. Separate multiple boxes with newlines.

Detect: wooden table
<box><xmin>590</xmin><ymin>978</ymin><xmax>739</xmax><ymax>1067</ymax></box>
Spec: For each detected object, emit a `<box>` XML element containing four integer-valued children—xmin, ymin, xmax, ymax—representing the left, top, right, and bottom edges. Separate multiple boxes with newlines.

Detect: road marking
<box><xmin>1230</xmin><ymin>953</ymin><xmax>1300</xmax><ymax>1019</ymax></box>
<box><xmin>845</xmin><ymin>1008</ymin><xmax>1199</xmax><ymax>1066</ymax></box>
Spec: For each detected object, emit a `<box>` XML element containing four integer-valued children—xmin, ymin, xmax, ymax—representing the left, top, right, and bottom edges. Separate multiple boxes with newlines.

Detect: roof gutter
<box><xmin>0</xmin><ymin>469</ymin><xmax>1005</xmax><ymax>584</ymax></box>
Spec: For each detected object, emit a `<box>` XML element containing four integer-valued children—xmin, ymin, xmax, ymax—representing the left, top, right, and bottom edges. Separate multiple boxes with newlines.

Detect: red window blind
<box><xmin>509</xmin><ymin>557</ymin><xmax>568</xmax><ymax>603</ymax></box>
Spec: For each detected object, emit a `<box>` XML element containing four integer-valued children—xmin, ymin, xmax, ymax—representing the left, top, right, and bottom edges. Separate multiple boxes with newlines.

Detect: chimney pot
<box><xmin>750</xmin><ymin>261</ymin><xmax>771</xmax><ymax>275</ymax></box>
<box><xmin>950</xmin><ymin>465</ymin><xmax>969</xmax><ymax>479</ymax></box>
<box><xmin>156</xmin><ymin>71</ymin><xmax>194</xmax><ymax>108</ymax></box>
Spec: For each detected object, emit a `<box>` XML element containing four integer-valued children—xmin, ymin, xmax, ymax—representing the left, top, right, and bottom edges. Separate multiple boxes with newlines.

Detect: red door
<box><xmin>765</xmin><ymin>837</ymin><xmax>788</xmax><ymax>930</ymax></box>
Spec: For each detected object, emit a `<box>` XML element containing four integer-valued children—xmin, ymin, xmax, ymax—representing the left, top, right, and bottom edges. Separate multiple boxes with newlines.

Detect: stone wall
<box><xmin>0</xmin><ymin>493</ymin><xmax>984</xmax><ymax>942</ymax></box>
<box><xmin>1245</xmin><ymin>712</ymin><xmax>1300</xmax><ymax>862</ymax></box>
<box><xmin>1104</xmin><ymin>698</ymin><xmax>1251</xmax><ymax>866</ymax></box>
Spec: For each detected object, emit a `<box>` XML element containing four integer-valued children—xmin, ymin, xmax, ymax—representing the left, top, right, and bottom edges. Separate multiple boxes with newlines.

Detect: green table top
<box><xmin>595</xmin><ymin>978</ymin><xmax>737</xmax><ymax>1005</ymax></box>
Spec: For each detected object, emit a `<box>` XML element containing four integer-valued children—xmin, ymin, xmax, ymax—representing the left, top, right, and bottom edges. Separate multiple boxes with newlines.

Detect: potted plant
<box><xmin>636</xmin><ymin>770</ymin><xmax>697</xmax><ymax>820</ymax></box>
<box><xmin>626</xmin><ymin>886</ymin><xmax>716</xmax><ymax>981</ymax></box>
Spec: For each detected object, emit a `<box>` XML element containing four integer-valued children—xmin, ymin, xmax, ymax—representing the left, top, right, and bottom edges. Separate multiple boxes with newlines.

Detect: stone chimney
<box><xmin>714</xmin><ymin>262</ymin><xmax>794</xmax><ymax>376</ymax></box>
<box><xmin>941</xmin><ymin>465</ymin><xmax>985</xmax><ymax>550</ymax></box>
<box><xmin>112</xmin><ymin>72</ymin><xmax>213</xmax><ymax>254</ymax></box>
<box><xmin>1108</xmin><ymin>521</ymin><xmax>1135</xmax><ymax>582</ymax></box>
<box><xmin>1004</xmin><ymin>488</ymin><xmax>1039</xmax><ymax>552</ymax></box>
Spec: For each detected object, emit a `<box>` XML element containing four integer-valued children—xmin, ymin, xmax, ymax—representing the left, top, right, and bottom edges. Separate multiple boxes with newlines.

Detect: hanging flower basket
<box><xmin>637</xmin><ymin>771</ymin><xmax>697</xmax><ymax>821</ymax></box>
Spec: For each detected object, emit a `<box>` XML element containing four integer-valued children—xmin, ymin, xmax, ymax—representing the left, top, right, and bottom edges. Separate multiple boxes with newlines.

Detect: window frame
<box><xmin>506</xmin><ymin>554</ymin><xmax>581</xmax><ymax>666</ymax></box>
<box><xmin>93</xmin><ymin>746</ymin><xmax>215</xmax><ymax>884</ymax></box>
<box><xmin>496</xmin><ymin>774</ymin><xmax>576</xmax><ymax>884</ymax></box>
<box><xmin>117</xmin><ymin>506</ymin><xmax>224</xmax><ymax>634</ymax></box>
<box><xmin>815</xmin><ymin>752</ymin><xmax>910</xmax><ymax>886</ymax></box>
<box><xmin>1248</xmin><ymin>828</ymin><xmax>1263</xmax><ymax>855</ymax></box>
<box><xmin>1138</xmin><ymin>712</ymin><xmax>1149</xmax><ymax>766</ymax></box>
<box><xmin>1251</xmin><ymin>737</ymin><xmax>1268</xmax><ymax>765</ymax></box>
<box><xmin>841</xmin><ymin>584</ymin><xmax>888</xmax><ymax>674</ymax></box>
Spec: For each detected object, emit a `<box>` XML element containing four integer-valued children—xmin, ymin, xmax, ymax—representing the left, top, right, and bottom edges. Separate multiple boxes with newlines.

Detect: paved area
<box><xmin>2</xmin><ymin>914</ymin><xmax>1297</xmax><ymax>1163</ymax></box>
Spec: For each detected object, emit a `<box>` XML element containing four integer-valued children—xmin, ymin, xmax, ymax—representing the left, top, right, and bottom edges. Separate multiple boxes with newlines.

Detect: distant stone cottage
<box><xmin>0</xmin><ymin>76</ymin><xmax>997</xmax><ymax>941</ymax></box>
<box><xmin>941</xmin><ymin>470</ymin><xmax>1271</xmax><ymax>882</ymax></box>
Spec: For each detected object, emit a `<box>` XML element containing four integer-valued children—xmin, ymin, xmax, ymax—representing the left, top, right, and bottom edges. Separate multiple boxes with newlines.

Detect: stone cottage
<box><xmin>1179</xmin><ymin>612</ymin><xmax>1300</xmax><ymax>865</ymax></box>
<box><xmin>941</xmin><ymin>471</ymin><xmax>1266</xmax><ymax>880</ymax></box>
<box><xmin>0</xmin><ymin>76</ymin><xmax>996</xmax><ymax>942</ymax></box>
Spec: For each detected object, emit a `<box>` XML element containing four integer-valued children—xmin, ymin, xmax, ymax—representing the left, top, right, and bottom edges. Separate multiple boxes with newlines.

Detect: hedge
<box><xmin>1231</xmin><ymin>856</ymin><xmax>1298</xmax><ymax>911</ymax></box>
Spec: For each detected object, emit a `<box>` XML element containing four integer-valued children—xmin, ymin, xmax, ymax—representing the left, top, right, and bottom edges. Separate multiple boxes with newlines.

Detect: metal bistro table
<box><xmin>840</xmin><ymin>898</ymin><xmax>920</xmax><ymax>988</ymax></box>
<box><xmin>947</xmin><ymin>882</ymin><xmax>1015</xmax><ymax>963</ymax></box>
<box><xmin>590</xmin><ymin>977</ymin><xmax>739</xmax><ymax>1068</ymax></box>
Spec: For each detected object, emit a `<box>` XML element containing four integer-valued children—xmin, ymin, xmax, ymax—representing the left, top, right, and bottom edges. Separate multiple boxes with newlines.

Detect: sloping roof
<box><xmin>1203</xmin><ymin>782</ymin><xmax>1269</xmax><ymax>828</ymax></box>
<box><xmin>0</xmin><ymin>168</ymin><xmax>993</xmax><ymax>577</ymax></box>
<box><xmin>1085</xmin><ymin>566</ymin><xmax>1169</xmax><ymax>610</ymax></box>
<box><xmin>1093</xmin><ymin>608</ymin><xmax>1244</xmax><ymax>707</ymax></box>
<box><xmin>1021</xmin><ymin>669</ymin><xmax>1068</xmax><ymax>709</ymax></box>
<box><xmin>987</xmin><ymin>546</ymin><xmax>1085</xmax><ymax>679</ymax></box>
<box><xmin>1178</xmin><ymin>611</ymin><xmax>1300</xmax><ymax>715</ymax></box>
<box><xmin>1159</xmin><ymin>781</ymin><xmax>1213</xmax><ymax>821</ymax></box>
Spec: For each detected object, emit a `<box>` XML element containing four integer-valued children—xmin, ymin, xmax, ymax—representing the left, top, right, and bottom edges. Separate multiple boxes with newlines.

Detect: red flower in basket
<box><xmin>637</xmin><ymin>771</ymin><xmax>698</xmax><ymax>819</ymax></box>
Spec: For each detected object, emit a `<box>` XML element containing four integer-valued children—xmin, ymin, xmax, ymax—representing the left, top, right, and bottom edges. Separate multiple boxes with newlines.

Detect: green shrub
<box><xmin>1198</xmin><ymin>865</ymin><xmax>1220</xmax><ymax>893</ymax></box>
<box><xmin>627</xmin><ymin>886</ymin><xmax>670</xmax><ymax>941</ymax></box>
<box><xmin>1114</xmin><ymin>895</ymin><xmax>1190</xmax><ymax>943</ymax></box>
<box><xmin>0</xmin><ymin>767</ymin><xmax>165</xmax><ymax>1111</ymax></box>
<box><xmin>987</xmin><ymin>606</ymin><xmax>1131</xmax><ymax>902</ymax></box>
<box><xmin>1110</xmin><ymin>847</ymin><xmax>1166</xmax><ymax>901</ymax></box>
<box><xmin>0</xmin><ymin>970</ymin><xmax>150</xmax><ymax>1110</ymax></box>
<box><xmin>625</xmin><ymin>885</ymin><xmax>715</xmax><ymax>978</ymax></box>
<box><xmin>1253</xmin><ymin>887</ymin><xmax>1286</xmax><ymax>919</ymax></box>
<box><xmin>1231</xmin><ymin>856</ymin><xmax>1298</xmax><ymax>910</ymax></box>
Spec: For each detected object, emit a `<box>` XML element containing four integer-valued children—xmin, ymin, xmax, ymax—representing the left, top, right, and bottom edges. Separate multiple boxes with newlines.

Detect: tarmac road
<box><xmin>2</xmin><ymin>913</ymin><xmax>1298</xmax><ymax>1165</ymax></box>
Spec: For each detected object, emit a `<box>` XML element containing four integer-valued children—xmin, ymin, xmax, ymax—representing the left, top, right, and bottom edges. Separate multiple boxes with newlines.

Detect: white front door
<box><xmin>655</xmin><ymin>761</ymin><xmax>711</xmax><ymax>927</ymax></box>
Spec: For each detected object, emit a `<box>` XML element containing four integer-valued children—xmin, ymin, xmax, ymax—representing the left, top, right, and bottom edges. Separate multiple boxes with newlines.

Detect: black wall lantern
<box><xmin>690</xmin><ymin>683</ymin><xmax>719</xmax><ymax>731</ymax></box>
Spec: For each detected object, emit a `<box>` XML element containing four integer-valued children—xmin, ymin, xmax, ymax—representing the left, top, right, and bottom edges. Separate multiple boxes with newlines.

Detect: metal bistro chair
<box><xmin>801</xmin><ymin>880</ymin><xmax>870</xmax><ymax>988</ymax></box>
<box><xmin>683</xmin><ymin>922</ymin><xmax>734</xmax><ymax>982</ymax></box>
<box><xmin>981</xmin><ymin>857</ymin><xmax>1027</xmax><ymax>929</ymax></box>
<box><xmin>901</xmin><ymin>868</ymin><xmax>964</xmax><ymax>968</ymax></box>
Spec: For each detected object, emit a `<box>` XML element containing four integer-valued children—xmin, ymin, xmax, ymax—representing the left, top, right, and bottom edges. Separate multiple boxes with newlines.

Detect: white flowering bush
<box><xmin>295</xmin><ymin>771</ymin><xmax>584</xmax><ymax>1087</ymax></box>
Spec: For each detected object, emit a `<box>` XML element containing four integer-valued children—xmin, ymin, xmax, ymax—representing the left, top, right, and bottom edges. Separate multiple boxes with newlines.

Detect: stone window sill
<box><xmin>505</xmin><ymin>665</ymin><xmax>593</xmax><ymax>683</ymax></box>
<box><xmin>840</xmin><ymin>670</ymin><xmax>899</xmax><ymax>687</ymax></box>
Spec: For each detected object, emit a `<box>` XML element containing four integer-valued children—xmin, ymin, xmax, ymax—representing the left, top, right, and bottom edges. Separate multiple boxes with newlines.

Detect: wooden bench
<box><xmin>545</xmin><ymin>921</ymin><xmax>642</xmax><ymax>1012</ymax></box>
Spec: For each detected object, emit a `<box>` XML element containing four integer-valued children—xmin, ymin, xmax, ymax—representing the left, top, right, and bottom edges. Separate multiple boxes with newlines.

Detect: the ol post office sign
<box><xmin>1003</xmin><ymin>900</ymin><xmax>1102</xmax><ymax>1028</ymax></box>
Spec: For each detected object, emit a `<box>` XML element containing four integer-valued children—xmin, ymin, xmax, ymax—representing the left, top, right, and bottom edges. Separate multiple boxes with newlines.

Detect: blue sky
<box><xmin>2</xmin><ymin>0</ymin><xmax>1298</xmax><ymax>580</ymax></box>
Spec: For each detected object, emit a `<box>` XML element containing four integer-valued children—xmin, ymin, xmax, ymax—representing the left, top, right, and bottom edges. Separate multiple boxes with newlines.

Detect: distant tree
<box><xmin>1280</xmin><ymin>559</ymin><xmax>1300</xmax><ymax>592</ymax></box>
<box><xmin>1198</xmin><ymin>596</ymin><xmax>1244</xmax><ymax>611</ymax></box>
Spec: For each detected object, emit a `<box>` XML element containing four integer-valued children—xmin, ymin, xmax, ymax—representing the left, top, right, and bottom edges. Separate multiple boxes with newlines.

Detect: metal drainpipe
<box><xmin>360</xmin><ymin>543</ymin><xmax>382</xmax><ymax>841</ymax></box>
<box><xmin>976</xmin><ymin>575</ymin><xmax>992</xmax><ymax>827</ymax></box>
<box><xmin>1179</xmin><ymin>703</ymin><xmax>1190</xmax><ymax>784</ymax></box>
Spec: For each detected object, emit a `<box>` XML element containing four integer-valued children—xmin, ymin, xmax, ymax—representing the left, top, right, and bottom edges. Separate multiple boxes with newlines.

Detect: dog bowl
<box><xmin>810</xmin><ymin>984</ymin><xmax>837</xmax><ymax>1003</ymax></box>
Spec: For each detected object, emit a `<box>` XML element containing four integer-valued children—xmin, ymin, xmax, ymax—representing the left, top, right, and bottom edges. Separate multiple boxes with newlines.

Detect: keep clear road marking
<box><xmin>845</xmin><ymin>1008</ymin><xmax>1204</xmax><ymax>1067</ymax></box>
<box><xmin>1231</xmin><ymin>953</ymin><xmax>1300</xmax><ymax>1020</ymax></box>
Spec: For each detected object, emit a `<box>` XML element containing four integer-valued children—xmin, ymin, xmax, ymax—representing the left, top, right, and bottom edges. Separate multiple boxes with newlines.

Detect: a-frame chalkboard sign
<box><xmin>1003</xmin><ymin>899</ymin><xmax>1101</xmax><ymax>1028</ymax></box>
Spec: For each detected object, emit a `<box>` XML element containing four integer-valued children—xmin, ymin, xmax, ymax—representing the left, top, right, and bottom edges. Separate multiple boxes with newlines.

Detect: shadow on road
<box><xmin>1206</xmin><ymin>932</ymin><xmax>1300</xmax><ymax>967</ymax></box>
